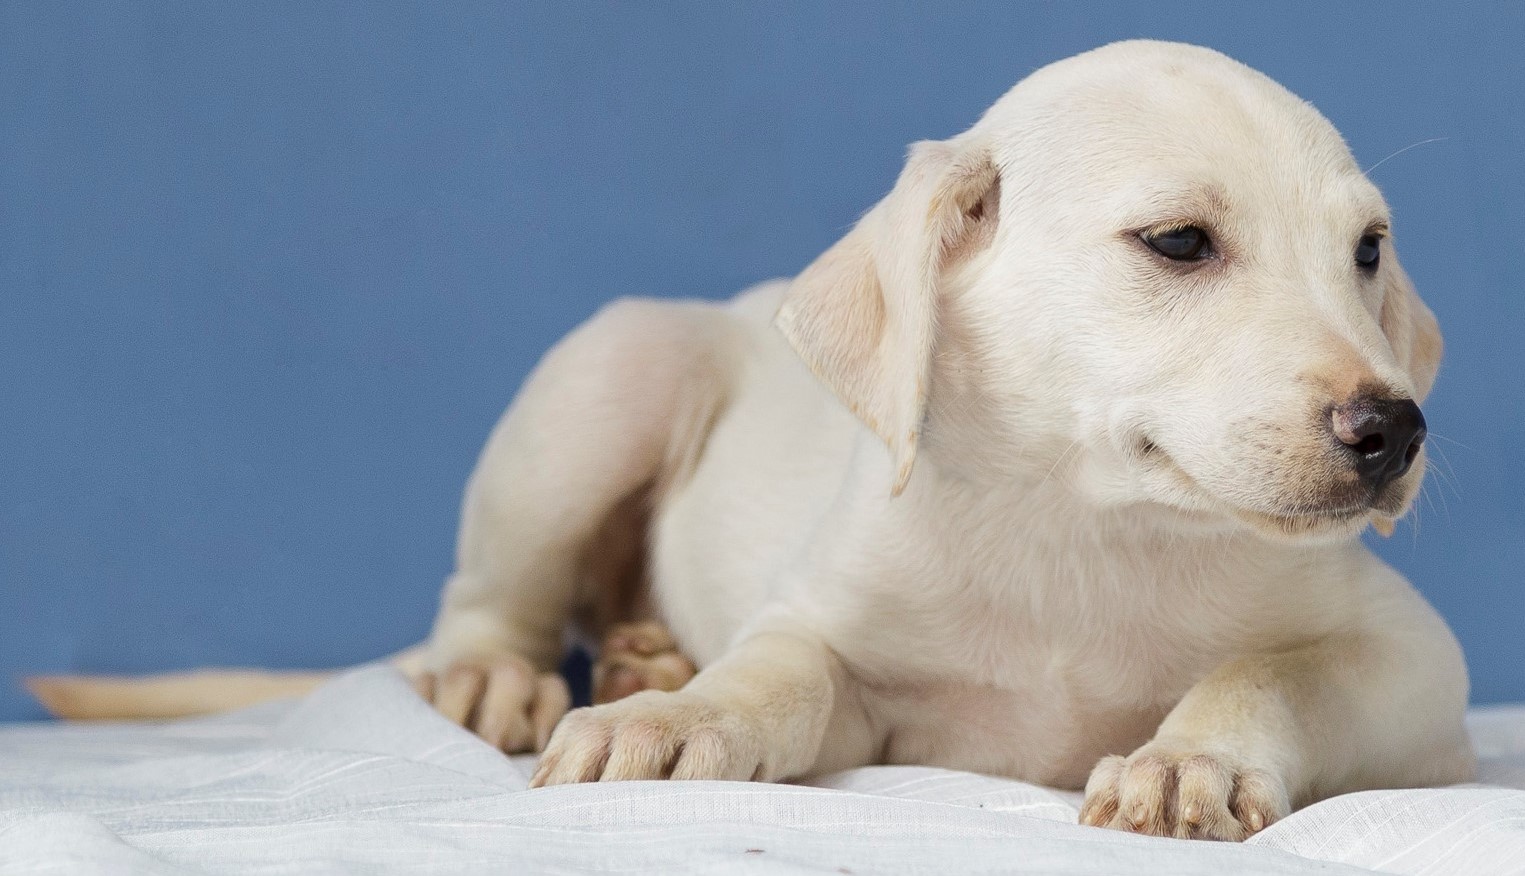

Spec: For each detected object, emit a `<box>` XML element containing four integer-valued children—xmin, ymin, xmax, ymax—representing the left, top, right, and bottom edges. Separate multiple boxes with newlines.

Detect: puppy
<box><xmin>37</xmin><ymin>41</ymin><xmax>1473</xmax><ymax>842</ymax></box>
<box><xmin>414</xmin><ymin>39</ymin><xmax>1472</xmax><ymax>840</ymax></box>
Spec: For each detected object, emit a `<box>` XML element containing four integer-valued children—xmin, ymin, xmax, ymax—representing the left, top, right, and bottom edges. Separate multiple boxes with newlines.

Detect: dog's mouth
<box><xmin>1138</xmin><ymin>438</ymin><xmax>1407</xmax><ymax>540</ymax></box>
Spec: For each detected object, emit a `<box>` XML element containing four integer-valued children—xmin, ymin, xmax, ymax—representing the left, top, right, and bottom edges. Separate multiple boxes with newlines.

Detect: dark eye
<box><xmin>1355</xmin><ymin>234</ymin><xmax>1381</xmax><ymax>270</ymax></box>
<box><xmin>1142</xmin><ymin>226</ymin><xmax>1213</xmax><ymax>261</ymax></box>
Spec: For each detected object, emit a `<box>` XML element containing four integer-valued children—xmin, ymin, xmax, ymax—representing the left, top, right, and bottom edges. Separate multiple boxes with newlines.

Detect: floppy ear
<box><xmin>775</xmin><ymin>139</ymin><xmax>999</xmax><ymax>495</ymax></box>
<box><xmin>1379</xmin><ymin>255</ymin><xmax>1443</xmax><ymax>403</ymax></box>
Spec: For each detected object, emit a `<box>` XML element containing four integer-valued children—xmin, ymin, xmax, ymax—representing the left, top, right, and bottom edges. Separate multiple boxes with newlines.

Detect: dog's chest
<box><xmin>819</xmin><ymin>530</ymin><xmax>1301</xmax><ymax>786</ymax></box>
<box><xmin>859</xmin><ymin>678</ymin><xmax>1172</xmax><ymax>789</ymax></box>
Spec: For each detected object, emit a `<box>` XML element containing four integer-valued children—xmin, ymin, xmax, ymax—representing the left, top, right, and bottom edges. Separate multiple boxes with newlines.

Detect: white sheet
<box><xmin>2</xmin><ymin>666</ymin><xmax>1522</xmax><ymax>875</ymax></box>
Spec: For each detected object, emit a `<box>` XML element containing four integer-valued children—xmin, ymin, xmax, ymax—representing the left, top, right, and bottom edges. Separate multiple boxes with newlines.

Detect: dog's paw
<box><xmin>592</xmin><ymin>621</ymin><xmax>697</xmax><ymax>704</ymax></box>
<box><xmin>530</xmin><ymin>689</ymin><xmax>767</xmax><ymax>786</ymax></box>
<box><xmin>1078</xmin><ymin>743</ymin><xmax>1290</xmax><ymax>841</ymax></box>
<box><xmin>414</xmin><ymin>654</ymin><xmax>570</xmax><ymax>754</ymax></box>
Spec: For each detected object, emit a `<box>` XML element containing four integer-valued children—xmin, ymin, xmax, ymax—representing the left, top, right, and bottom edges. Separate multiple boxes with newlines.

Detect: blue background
<box><xmin>2</xmin><ymin>3</ymin><xmax>1521</xmax><ymax>721</ymax></box>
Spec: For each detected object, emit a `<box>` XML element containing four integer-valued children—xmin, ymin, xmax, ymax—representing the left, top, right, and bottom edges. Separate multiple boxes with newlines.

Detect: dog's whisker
<box><xmin>1363</xmin><ymin>136</ymin><xmax>1450</xmax><ymax>175</ymax></box>
<box><xmin>1035</xmin><ymin>439</ymin><xmax>1082</xmax><ymax>492</ymax></box>
<box><xmin>1424</xmin><ymin>444</ymin><xmax>1465</xmax><ymax>505</ymax></box>
<box><xmin>1424</xmin><ymin>431</ymin><xmax>1477</xmax><ymax>455</ymax></box>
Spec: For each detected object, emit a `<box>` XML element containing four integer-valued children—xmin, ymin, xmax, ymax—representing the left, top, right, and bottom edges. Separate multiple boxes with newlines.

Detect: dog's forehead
<box><xmin>978</xmin><ymin>41</ymin><xmax>1383</xmax><ymax>221</ymax></box>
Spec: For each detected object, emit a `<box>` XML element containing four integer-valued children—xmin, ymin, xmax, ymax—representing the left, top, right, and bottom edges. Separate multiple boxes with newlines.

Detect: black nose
<box><xmin>1332</xmin><ymin>396</ymin><xmax>1426</xmax><ymax>492</ymax></box>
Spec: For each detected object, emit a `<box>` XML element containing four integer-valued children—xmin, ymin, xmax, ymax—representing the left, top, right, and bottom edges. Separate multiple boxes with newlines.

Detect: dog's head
<box><xmin>777</xmin><ymin>41</ymin><xmax>1441</xmax><ymax>542</ymax></box>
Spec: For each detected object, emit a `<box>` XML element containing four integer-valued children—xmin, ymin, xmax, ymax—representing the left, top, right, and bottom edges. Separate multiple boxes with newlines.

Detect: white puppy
<box><xmin>36</xmin><ymin>40</ymin><xmax>1473</xmax><ymax>842</ymax></box>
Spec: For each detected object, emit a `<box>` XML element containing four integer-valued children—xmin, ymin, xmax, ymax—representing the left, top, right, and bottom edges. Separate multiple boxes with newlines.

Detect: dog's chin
<box><xmin>1227</xmin><ymin>505</ymin><xmax>1373</xmax><ymax>543</ymax></box>
<box><xmin>1237</xmin><ymin>465</ymin><xmax>1424</xmax><ymax>543</ymax></box>
<box><xmin>1140</xmin><ymin>448</ymin><xmax>1420</xmax><ymax>544</ymax></box>
<box><xmin>1214</xmin><ymin>470</ymin><xmax>1423</xmax><ymax>543</ymax></box>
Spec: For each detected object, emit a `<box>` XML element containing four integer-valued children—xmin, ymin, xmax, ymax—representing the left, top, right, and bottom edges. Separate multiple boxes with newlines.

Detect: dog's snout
<box><xmin>1331</xmin><ymin>396</ymin><xmax>1426</xmax><ymax>492</ymax></box>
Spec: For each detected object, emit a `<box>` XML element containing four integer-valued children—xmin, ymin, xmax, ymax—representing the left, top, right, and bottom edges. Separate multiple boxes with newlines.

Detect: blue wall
<box><xmin>2</xmin><ymin>3</ymin><xmax>1521</xmax><ymax>720</ymax></box>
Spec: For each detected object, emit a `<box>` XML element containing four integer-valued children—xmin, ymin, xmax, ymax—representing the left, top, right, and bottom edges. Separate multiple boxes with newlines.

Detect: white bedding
<box><xmin>3</xmin><ymin>667</ymin><xmax>1523</xmax><ymax>875</ymax></box>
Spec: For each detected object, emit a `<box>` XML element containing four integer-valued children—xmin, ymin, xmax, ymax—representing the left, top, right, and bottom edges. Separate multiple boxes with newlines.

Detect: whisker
<box><xmin>1408</xmin><ymin>489</ymin><xmax>1422</xmax><ymax>548</ymax></box>
<box><xmin>1424</xmin><ymin>444</ymin><xmax>1464</xmax><ymax>505</ymax></box>
<box><xmin>1364</xmin><ymin>137</ymin><xmax>1450</xmax><ymax>175</ymax></box>
<box><xmin>1425</xmin><ymin>431</ymin><xmax>1477</xmax><ymax>454</ymax></box>
<box><xmin>1036</xmin><ymin>439</ymin><xmax>1082</xmax><ymax>491</ymax></box>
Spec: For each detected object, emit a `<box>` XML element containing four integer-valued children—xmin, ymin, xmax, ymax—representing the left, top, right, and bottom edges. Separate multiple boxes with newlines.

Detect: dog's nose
<box><xmin>1332</xmin><ymin>396</ymin><xmax>1426</xmax><ymax>492</ymax></box>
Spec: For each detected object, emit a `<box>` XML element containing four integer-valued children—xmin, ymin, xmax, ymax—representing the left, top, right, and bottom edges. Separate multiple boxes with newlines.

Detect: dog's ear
<box><xmin>1379</xmin><ymin>253</ymin><xmax>1443</xmax><ymax>403</ymax></box>
<box><xmin>776</xmin><ymin>139</ymin><xmax>999</xmax><ymax>495</ymax></box>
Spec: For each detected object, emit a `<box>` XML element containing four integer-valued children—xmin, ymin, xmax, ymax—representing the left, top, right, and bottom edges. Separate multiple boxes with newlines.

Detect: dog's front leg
<box><xmin>1079</xmin><ymin>593</ymin><xmax>1473</xmax><ymax>841</ymax></box>
<box><xmin>531</xmin><ymin>628</ymin><xmax>861</xmax><ymax>785</ymax></box>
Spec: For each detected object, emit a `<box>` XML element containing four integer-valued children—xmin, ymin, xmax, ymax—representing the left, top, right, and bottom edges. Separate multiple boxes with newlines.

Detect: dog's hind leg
<box><xmin>592</xmin><ymin>621</ymin><xmax>698</xmax><ymax>705</ymax></box>
<box><xmin>416</xmin><ymin>298</ymin><xmax>733</xmax><ymax>753</ymax></box>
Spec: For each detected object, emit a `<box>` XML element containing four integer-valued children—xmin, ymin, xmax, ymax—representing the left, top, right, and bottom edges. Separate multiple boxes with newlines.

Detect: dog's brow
<box><xmin>1123</xmin><ymin>182</ymin><xmax>1233</xmax><ymax>229</ymax></box>
<box><xmin>1329</xmin><ymin>177</ymin><xmax>1390</xmax><ymax>228</ymax></box>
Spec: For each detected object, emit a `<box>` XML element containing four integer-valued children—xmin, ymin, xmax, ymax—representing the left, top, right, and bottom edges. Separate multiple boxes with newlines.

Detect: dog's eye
<box><xmin>1355</xmin><ymin>234</ymin><xmax>1381</xmax><ymax>270</ymax></box>
<box><xmin>1142</xmin><ymin>226</ymin><xmax>1213</xmax><ymax>261</ymax></box>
